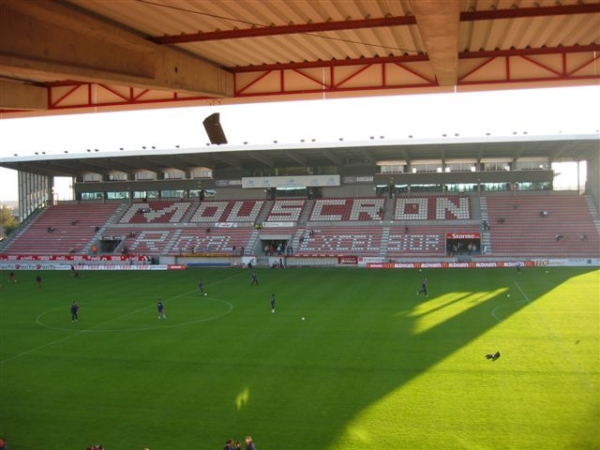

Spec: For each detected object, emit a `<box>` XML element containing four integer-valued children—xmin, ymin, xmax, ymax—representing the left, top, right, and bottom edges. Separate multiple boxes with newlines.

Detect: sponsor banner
<box><xmin>167</xmin><ymin>265</ymin><xmax>186</xmax><ymax>270</ymax></box>
<box><xmin>0</xmin><ymin>263</ymin><xmax>168</xmax><ymax>270</ymax></box>
<box><xmin>0</xmin><ymin>254</ymin><xmax>148</xmax><ymax>262</ymax></box>
<box><xmin>394</xmin><ymin>263</ymin><xmax>418</xmax><ymax>269</ymax></box>
<box><xmin>242</xmin><ymin>174</ymin><xmax>340</xmax><ymax>188</ymax></box>
<box><xmin>261</xmin><ymin>222</ymin><xmax>295</xmax><ymax>228</ymax></box>
<box><xmin>268</xmin><ymin>257</ymin><xmax>286</xmax><ymax>268</ymax></box>
<box><xmin>80</xmin><ymin>265</ymin><xmax>165</xmax><ymax>270</ymax></box>
<box><xmin>474</xmin><ymin>262</ymin><xmax>498</xmax><ymax>268</ymax></box>
<box><xmin>338</xmin><ymin>256</ymin><xmax>358</xmax><ymax>265</ymax></box>
<box><xmin>500</xmin><ymin>261</ymin><xmax>535</xmax><ymax>268</ymax></box>
<box><xmin>446</xmin><ymin>232</ymin><xmax>481</xmax><ymax>239</ymax></box>
<box><xmin>369</xmin><ymin>260</ymin><xmax>542</xmax><ymax>270</ymax></box>
<box><xmin>214</xmin><ymin>222</ymin><xmax>238</xmax><ymax>228</ymax></box>
<box><xmin>215</xmin><ymin>179</ymin><xmax>242</xmax><ymax>187</ymax></box>
<box><xmin>242</xmin><ymin>256</ymin><xmax>257</xmax><ymax>267</ymax></box>
<box><xmin>343</xmin><ymin>176</ymin><xmax>374</xmax><ymax>184</ymax></box>
<box><xmin>358</xmin><ymin>257</ymin><xmax>386</xmax><ymax>264</ymax></box>
<box><xmin>366</xmin><ymin>263</ymin><xmax>393</xmax><ymax>269</ymax></box>
<box><xmin>447</xmin><ymin>262</ymin><xmax>471</xmax><ymax>268</ymax></box>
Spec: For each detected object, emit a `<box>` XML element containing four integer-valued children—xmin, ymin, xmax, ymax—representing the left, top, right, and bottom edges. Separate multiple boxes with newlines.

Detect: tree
<box><xmin>0</xmin><ymin>205</ymin><xmax>19</xmax><ymax>237</ymax></box>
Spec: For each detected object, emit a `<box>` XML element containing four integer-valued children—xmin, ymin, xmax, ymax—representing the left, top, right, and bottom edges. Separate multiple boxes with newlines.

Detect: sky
<box><xmin>0</xmin><ymin>85</ymin><xmax>598</xmax><ymax>202</ymax></box>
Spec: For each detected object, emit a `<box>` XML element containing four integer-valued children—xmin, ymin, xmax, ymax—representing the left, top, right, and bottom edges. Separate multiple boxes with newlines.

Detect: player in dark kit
<box><xmin>417</xmin><ymin>278</ymin><xmax>428</xmax><ymax>296</ymax></box>
<box><xmin>70</xmin><ymin>301</ymin><xmax>79</xmax><ymax>322</ymax></box>
<box><xmin>197</xmin><ymin>278</ymin><xmax>204</xmax><ymax>295</ymax></box>
<box><xmin>35</xmin><ymin>275</ymin><xmax>42</xmax><ymax>288</ymax></box>
<box><xmin>251</xmin><ymin>271</ymin><xmax>259</xmax><ymax>285</ymax></box>
<box><xmin>270</xmin><ymin>293</ymin><xmax>276</xmax><ymax>314</ymax></box>
<box><xmin>157</xmin><ymin>299</ymin><xmax>166</xmax><ymax>319</ymax></box>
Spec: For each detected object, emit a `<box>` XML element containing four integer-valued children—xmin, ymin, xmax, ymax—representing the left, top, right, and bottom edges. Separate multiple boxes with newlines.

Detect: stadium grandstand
<box><xmin>0</xmin><ymin>0</ymin><xmax>599</xmax><ymax>270</ymax></box>
<box><xmin>1</xmin><ymin>141</ymin><xmax>598</xmax><ymax>269</ymax></box>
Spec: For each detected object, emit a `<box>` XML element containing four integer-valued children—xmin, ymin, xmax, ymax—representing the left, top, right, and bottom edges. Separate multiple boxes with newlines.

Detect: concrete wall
<box><xmin>586</xmin><ymin>152</ymin><xmax>600</xmax><ymax>215</ymax></box>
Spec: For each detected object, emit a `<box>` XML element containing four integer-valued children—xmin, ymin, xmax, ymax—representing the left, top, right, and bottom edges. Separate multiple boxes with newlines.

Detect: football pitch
<box><xmin>0</xmin><ymin>266</ymin><xmax>598</xmax><ymax>450</ymax></box>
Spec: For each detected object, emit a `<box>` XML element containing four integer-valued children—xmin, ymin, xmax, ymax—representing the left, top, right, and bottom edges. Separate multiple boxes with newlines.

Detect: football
<box><xmin>302</xmin><ymin>317</ymin><xmax>305</xmax><ymax>321</ymax></box>
<box><xmin>204</xmin><ymin>293</ymin><xmax>207</xmax><ymax>296</ymax></box>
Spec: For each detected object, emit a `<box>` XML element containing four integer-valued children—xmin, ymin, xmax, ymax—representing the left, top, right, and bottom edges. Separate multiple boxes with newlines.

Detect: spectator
<box><xmin>581</xmin><ymin>234</ymin><xmax>588</xmax><ymax>241</ymax></box>
<box><xmin>245</xmin><ymin>436</ymin><xmax>257</xmax><ymax>450</ymax></box>
<box><xmin>555</xmin><ymin>234</ymin><xmax>564</xmax><ymax>242</ymax></box>
<box><xmin>540</xmin><ymin>210</ymin><xmax>549</xmax><ymax>217</ymax></box>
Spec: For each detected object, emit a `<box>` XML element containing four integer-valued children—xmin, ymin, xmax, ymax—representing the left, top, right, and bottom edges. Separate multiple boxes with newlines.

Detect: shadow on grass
<box><xmin>241</xmin><ymin>267</ymin><xmax>598</xmax><ymax>449</ymax></box>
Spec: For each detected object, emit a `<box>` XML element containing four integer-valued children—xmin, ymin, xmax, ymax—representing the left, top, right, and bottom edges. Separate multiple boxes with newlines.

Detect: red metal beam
<box><xmin>2</xmin><ymin>44</ymin><xmax>596</xmax><ymax>115</ymax></box>
<box><xmin>229</xmin><ymin>44</ymin><xmax>600</xmax><ymax>73</ymax></box>
<box><xmin>460</xmin><ymin>44</ymin><xmax>600</xmax><ymax>59</ymax></box>
<box><xmin>461</xmin><ymin>3</ymin><xmax>600</xmax><ymax>21</ymax></box>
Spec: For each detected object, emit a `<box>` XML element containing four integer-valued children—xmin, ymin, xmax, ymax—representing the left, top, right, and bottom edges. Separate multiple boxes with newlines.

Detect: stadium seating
<box><xmin>2</xmin><ymin>194</ymin><xmax>597</xmax><ymax>260</ymax></box>
<box><xmin>393</xmin><ymin>195</ymin><xmax>471</xmax><ymax>221</ymax></box>
<box><xmin>2</xmin><ymin>203</ymin><xmax>120</xmax><ymax>255</ymax></box>
<box><xmin>308</xmin><ymin>198</ymin><xmax>386</xmax><ymax>222</ymax></box>
<box><xmin>386</xmin><ymin>225</ymin><xmax>481</xmax><ymax>257</ymax></box>
<box><xmin>189</xmin><ymin>200</ymin><xmax>265</xmax><ymax>223</ymax></box>
<box><xmin>294</xmin><ymin>226</ymin><xmax>384</xmax><ymax>256</ymax></box>
<box><xmin>485</xmin><ymin>194</ymin><xmax>599</xmax><ymax>257</ymax></box>
<box><xmin>118</xmin><ymin>201</ymin><xmax>193</xmax><ymax>224</ymax></box>
<box><xmin>264</xmin><ymin>199</ymin><xmax>307</xmax><ymax>223</ymax></box>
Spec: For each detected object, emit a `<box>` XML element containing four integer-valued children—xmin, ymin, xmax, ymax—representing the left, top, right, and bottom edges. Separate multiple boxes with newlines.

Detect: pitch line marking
<box><xmin>1</xmin><ymin>306</ymin><xmax>148</xmax><ymax>365</ymax></box>
<box><xmin>1</xmin><ymin>271</ymin><xmax>244</xmax><ymax>364</ymax></box>
<box><xmin>34</xmin><ymin>297</ymin><xmax>233</xmax><ymax>333</ymax></box>
<box><xmin>512</xmin><ymin>281</ymin><xmax>597</xmax><ymax>391</ymax></box>
<box><xmin>491</xmin><ymin>299</ymin><xmax>528</xmax><ymax>322</ymax></box>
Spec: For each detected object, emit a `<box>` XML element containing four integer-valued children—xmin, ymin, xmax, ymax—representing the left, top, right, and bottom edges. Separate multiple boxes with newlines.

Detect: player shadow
<box><xmin>407</xmin><ymin>290</ymin><xmax>476</xmax><ymax>316</ymax></box>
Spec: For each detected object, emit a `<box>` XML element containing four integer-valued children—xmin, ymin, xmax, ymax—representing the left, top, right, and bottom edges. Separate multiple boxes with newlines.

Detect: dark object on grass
<box><xmin>485</xmin><ymin>351</ymin><xmax>501</xmax><ymax>361</ymax></box>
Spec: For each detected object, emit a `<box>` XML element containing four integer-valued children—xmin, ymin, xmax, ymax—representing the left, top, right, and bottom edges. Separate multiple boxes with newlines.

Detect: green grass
<box><xmin>0</xmin><ymin>267</ymin><xmax>598</xmax><ymax>450</ymax></box>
